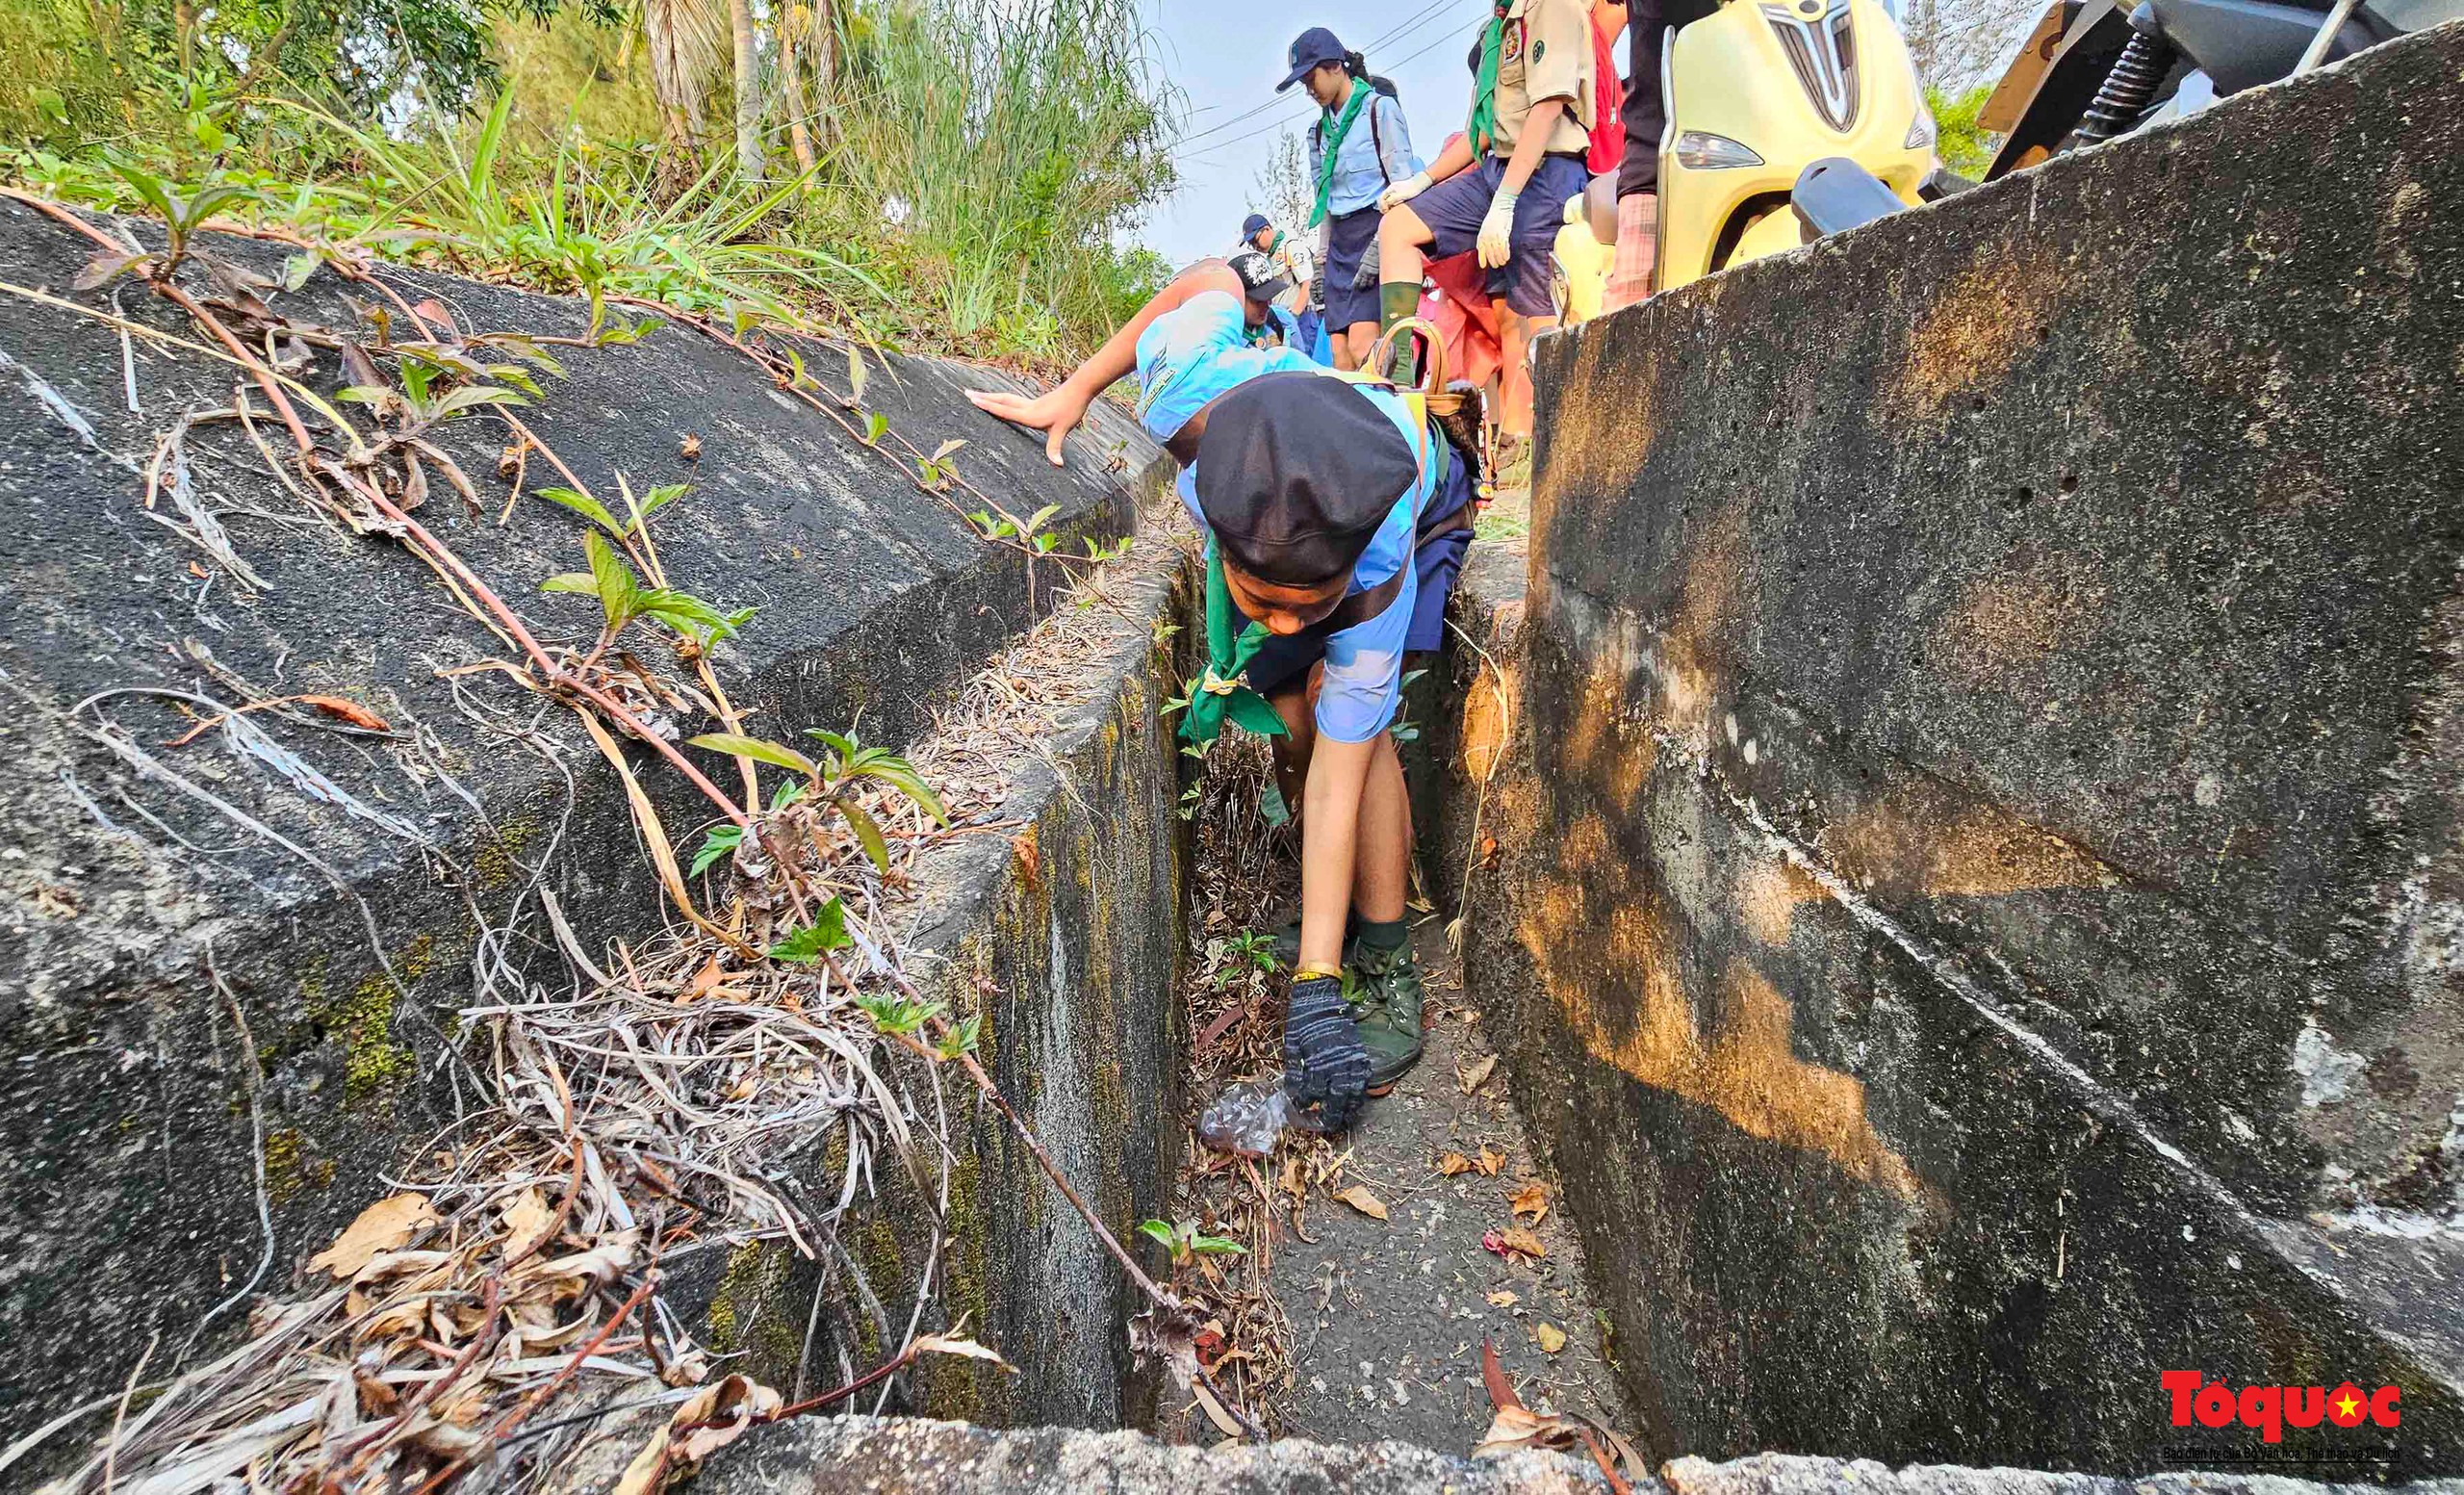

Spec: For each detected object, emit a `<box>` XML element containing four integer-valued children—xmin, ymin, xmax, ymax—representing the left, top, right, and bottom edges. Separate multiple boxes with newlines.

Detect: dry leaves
<box><xmin>1509</xmin><ymin>1180</ymin><xmax>1551</xmax><ymax>1224</ymax></box>
<box><xmin>1438</xmin><ymin>1151</ymin><xmax>1474</xmax><ymax>1176</ymax></box>
<box><xmin>500</xmin><ymin>1188</ymin><xmax>556</xmax><ymax>1261</ymax></box>
<box><xmin>1457</xmin><ymin>1053</ymin><xmax>1499</xmax><ymax>1094</ymax></box>
<box><xmin>1476</xmin><ymin>1145</ymin><xmax>1505</xmax><ymax>1176</ymax></box>
<box><xmin>1334</xmin><ymin>1185</ymin><xmax>1388</xmax><ymax>1221</ymax></box>
<box><xmin>1486</xmin><ymin>1288</ymin><xmax>1519</xmax><ymax>1307</ymax></box>
<box><xmin>297</xmin><ymin>694</ymin><xmax>389</xmax><ymax>731</ymax></box>
<box><xmin>1534</xmin><ymin>1321</ymin><xmax>1568</xmax><ymax>1353</ymax></box>
<box><xmin>613</xmin><ymin>1374</ymin><xmax>782</xmax><ymax>1495</ymax></box>
<box><xmin>308</xmin><ymin>1194</ymin><xmax>438</xmax><ymax>1278</ymax></box>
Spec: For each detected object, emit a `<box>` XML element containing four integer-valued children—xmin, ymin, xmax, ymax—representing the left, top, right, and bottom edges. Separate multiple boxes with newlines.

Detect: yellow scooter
<box><xmin>1553</xmin><ymin>0</ymin><xmax>1936</xmax><ymax>314</ymax></box>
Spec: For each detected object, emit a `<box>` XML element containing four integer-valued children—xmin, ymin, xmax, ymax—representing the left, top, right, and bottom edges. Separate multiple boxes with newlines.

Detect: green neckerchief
<box><xmin>1307</xmin><ymin>82</ymin><xmax>1373</xmax><ymax>228</ymax></box>
<box><xmin>1180</xmin><ymin>539</ymin><xmax>1290</xmax><ymax>745</ymax></box>
<box><xmin>1467</xmin><ymin>1</ymin><xmax>1510</xmax><ymax>155</ymax></box>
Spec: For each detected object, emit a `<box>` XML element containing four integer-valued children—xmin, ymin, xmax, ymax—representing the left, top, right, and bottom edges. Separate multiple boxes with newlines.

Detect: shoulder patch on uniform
<box><xmin>1502</xmin><ymin>20</ymin><xmax>1526</xmax><ymax>63</ymax></box>
<box><xmin>1532</xmin><ymin>38</ymin><xmax>1546</xmax><ymax>61</ymax></box>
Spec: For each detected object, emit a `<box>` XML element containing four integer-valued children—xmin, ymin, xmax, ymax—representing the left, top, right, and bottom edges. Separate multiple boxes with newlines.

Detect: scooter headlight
<box><xmin>1904</xmin><ymin>107</ymin><xmax>1936</xmax><ymax>151</ymax></box>
<box><xmin>1675</xmin><ymin>130</ymin><xmax>1765</xmax><ymax>169</ymax></box>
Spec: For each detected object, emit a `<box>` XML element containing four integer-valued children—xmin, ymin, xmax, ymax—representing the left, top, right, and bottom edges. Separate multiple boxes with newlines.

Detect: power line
<box><xmin>1171</xmin><ymin>0</ymin><xmax>1470</xmax><ymax>150</ymax></box>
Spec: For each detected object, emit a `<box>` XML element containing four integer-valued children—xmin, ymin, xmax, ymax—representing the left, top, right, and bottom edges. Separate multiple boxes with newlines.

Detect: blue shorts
<box><xmin>1403</xmin><ymin>153</ymin><xmax>1590</xmax><ymax>318</ymax></box>
<box><xmin>1322</xmin><ymin>207</ymin><xmax>1384</xmax><ymax>330</ymax></box>
<box><xmin>1245</xmin><ymin>444</ymin><xmax>1476</xmax><ymax>703</ymax></box>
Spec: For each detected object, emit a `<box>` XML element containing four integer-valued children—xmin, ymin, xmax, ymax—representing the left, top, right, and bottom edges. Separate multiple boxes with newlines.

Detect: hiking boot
<box><xmin>1348</xmin><ymin>941</ymin><xmax>1426</xmax><ymax>1089</ymax></box>
<box><xmin>1490</xmin><ymin>432</ymin><xmax>1533</xmax><ymax>497</ymax></box>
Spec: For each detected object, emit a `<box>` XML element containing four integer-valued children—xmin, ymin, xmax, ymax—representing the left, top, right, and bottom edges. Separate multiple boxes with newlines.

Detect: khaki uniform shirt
<box><xmin>1481</xmin><ymin>0</ymin><xmax>1596</xmax><ymax>157</ymax></box>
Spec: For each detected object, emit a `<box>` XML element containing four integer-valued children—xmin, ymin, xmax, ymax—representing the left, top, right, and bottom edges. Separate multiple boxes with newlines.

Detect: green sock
<box><xmin>1379</xmin><ymin>282</ymin><xmax>1422</xmax><ymax>384</ymax></box>
<box><xmin>1356</xmin><ymin>916</ymin><xmax>1408</xmax><ymax>957</ymax></box>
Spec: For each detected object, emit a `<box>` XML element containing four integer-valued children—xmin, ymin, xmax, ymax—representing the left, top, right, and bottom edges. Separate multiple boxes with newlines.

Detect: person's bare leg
<box><xmin>1378</xmin><ymin>206</ymin><xmax>1432</xmax><ymax>295</ymax></box>
<box><xmin>1335</xmin><ymin>322</ymin><xmax>1378</xmax><ymax>373</ymax></box>
<box><xmin>1499</xmin><ymin>308</ymin><xmax>1560</xmax><ymax>438</ymax></box>
<box><xmin>1350</xmin><ymin>732</ymin><xmax>1409</xmax><ymax>922</ymax></box>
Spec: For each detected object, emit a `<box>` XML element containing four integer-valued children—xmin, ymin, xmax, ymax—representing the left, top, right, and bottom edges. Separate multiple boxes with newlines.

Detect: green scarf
<box><xmin>1307</xmin><ymin>82</ymin><xmax>1373</xmax><ymax>228</ymax></box>
<box><xmin>1467</xmin><ymin>2</ymin><xmax>1510</xmax><ymax>155</ymax></box>
<box><xmin>1179</xmin><ymin>540</ymin><xmax>1290</xmax><ymax>746</ymax></box>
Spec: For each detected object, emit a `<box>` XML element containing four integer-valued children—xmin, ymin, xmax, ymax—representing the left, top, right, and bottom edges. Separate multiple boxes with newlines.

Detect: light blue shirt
<box><xmin>1308</xmin><ymin>90</ymin><xmax>1419</xmax><ymax>219</ymax></box>
<box><xmin>1132</xmin><ymin>291</ymin><xmax>1432</xmax><ymax>742</ymax></box>
<box><xmin>1311</xmin><ymin>387</ymin><xmax>1435</xmax><ymax>743</ymax></box>
<box><xmin>1132</xmin><ymin>291</ymin><xmax>1335</xmax><ymax>519</ymax></box>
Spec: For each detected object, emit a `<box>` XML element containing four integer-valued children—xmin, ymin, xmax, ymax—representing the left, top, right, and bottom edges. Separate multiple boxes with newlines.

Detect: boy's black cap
<box><xmin>1278</xmin><ymin>27</ymin><xmax>1348</xmax><ymax>90</ymax></box>
<box><xmin>1242</xmin><ymin>212</ymin><xmax>1270</xmax><ymax>239</ymax></box>
<box><xmin>1226</xmin><ymin>249</ymin><xmax>1293</xmax><ymax>306</ymax></box>
<box><xmin>1195</xmin><ymin>373</ymin><xmax>1417</xmax><ymax>589</ymax></box>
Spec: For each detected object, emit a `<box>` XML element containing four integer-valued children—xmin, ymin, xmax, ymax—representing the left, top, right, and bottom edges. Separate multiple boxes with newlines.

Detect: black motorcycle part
<box><xmin>1790</xmin><ymin>157</ymin><xmax>1907</xmax><ymax>240</ymax></box>
<box><xmin>2150</xmin><ymin>0</ymin><xmax>2387</xmax><ymax>90</ymax></box>
<box><xmin>2076</xmin><ymin>25</ymin><xmax>2176</xmax><ymax>142</ymax></box>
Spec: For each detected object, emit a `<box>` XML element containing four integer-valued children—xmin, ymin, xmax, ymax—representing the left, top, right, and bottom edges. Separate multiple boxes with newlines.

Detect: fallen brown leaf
<box><xmin>1509</xmin><ymin>1180</ymin><xmax>1551</xmax><ymax>1224</ymax></box>
<box><xmin>310</xmin><ymin>1194</ymin><xmax>438</xmax><ymax>1279</ymax></box>
<box><xmin>1438</xmin><ymin>1151</ymin><xmax>1474</xmax><ymax>1176</ymax></box>
<box><xmin>1193</xmin><ymin>1379</ymin><xmax>1245</xmax><ymax>1438</ymax></box>
<box><xmin>1486</xmin><ymin>1289</ymin><xmax>1520</xmax><ymax>1307</ymax></box>
<box><xmin>1499</xmin><ymin>1226</ymin><xmax>1548</xmax><ymax>1261</ymax></box>
<box><xmin>680</xmin><ymin>432</ymin><xmax>704</xmax><ymax>460</ymax></box>
<box><xmin>1534</xmin><ymin>1321</ymin><xmax>1568</xmax><ymax>1353</ymax></box>
<box><xmin>501</xmin><ymin>1187</ymin><xmax>555</xmax><ymax>1261</ymax></box>
<box><xmin>1334</xmin><ymin>1184</ymin><xmax>1389</xmax><ymax>1221</ymax></box>
<box><xmin>1457</xmin><ymin>1053</ymin><xmax>1500</xmax><ymax>1094</ymax></box>
<box><xmin>613</xmin><ymin>1373</ymin><xmax>781</xmax><ymax>1495</ymax></box>
<box><xmin>1476</xmin><ymin>1145</ymin><xmax>1505</xmax><ymax>1176</ymax></box>
<box><xmin>298</xmin><ymin>694</ymin><xmax>390</xmax><ymax>731</ymax></box>
<box><xmin>914</xmin><ymin>1332</ymin><xmax>1015</xmax><ymax>1370</ymax></box>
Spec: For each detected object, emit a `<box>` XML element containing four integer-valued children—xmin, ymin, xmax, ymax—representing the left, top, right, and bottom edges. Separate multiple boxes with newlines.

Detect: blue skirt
<box><xmin>1322</xmin><ymin>207</ymin><xmax>1384</xmax><ymax>330</ymax></box>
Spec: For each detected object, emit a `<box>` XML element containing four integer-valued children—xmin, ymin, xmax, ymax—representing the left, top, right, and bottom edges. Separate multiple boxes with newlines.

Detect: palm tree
<box><xmin>729</xmin><ymin>0</ymin><xmax>763</xmax><ymax>179</ymax></box>
<box><xmin>643</xmin><ymin>0</ymin><xmax>725</xmax><ymax>161</ymax></box>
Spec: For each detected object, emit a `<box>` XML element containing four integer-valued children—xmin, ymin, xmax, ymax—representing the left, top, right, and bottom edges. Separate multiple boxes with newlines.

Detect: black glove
<box><xmin>1283</xmin><ymin>975</ymin><xmax>1370</xmax><ymax>1131</ymax></box>
<box><xmin>1351</xmin><ymin>239</ymin><xmax>1382</xmax><ymax>290</ymax></box>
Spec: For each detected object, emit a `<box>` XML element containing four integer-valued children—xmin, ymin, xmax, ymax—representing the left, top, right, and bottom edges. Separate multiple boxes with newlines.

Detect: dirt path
<box><xmin>1256</xmin><ymin>925</ymin><xmax>1630</xmax><ymax>1452</ymax></box>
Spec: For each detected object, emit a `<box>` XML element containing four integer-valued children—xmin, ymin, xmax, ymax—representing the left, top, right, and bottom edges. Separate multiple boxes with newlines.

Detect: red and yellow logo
<box><xmin>2164</xmin><ymin>1371</ymin><xmax>2400</xmax><ymax>1444</ymax></box>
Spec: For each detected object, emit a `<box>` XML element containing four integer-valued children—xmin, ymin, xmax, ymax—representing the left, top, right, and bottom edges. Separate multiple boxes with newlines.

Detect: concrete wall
<box><xmin>0</xmin><ymin>198</ymin><xmax>1165</xmax><ymax>1444</ymax></box>
<box><xmin>1463</xmin><ymin>23</ymin><xmax>2464</xmax><ymax>1479</ymax></box>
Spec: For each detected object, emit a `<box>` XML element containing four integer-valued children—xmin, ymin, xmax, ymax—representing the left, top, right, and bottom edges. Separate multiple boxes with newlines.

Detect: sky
<box><xmin>1136</xmin><ymin>0</ymin><xmax>1629</xmax><ymax>268</ymax></box>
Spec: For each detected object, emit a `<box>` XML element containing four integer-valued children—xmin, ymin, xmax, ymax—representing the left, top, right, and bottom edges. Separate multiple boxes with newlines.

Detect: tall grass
<box><xmin>0</xmin><ymin>0</ymin><xmax>1180</xmax><ymax>363</ymax></box>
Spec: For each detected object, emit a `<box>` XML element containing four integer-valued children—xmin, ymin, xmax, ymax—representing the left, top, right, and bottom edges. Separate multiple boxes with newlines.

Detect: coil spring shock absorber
<box><xmin>2076</xmin><ymin>7</ymin><xmax>2174</xmax><ymax>144</ymax></box>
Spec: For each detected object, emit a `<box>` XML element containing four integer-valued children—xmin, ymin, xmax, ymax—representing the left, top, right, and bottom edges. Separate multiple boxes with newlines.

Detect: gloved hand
<box><xmin>1350</xmin><ymin>237</ymin><xmax>1382</xmax><ymax>289</ymax></box>
<box><xmin>1476</xmin><ymin>188</ymin><xmax>1520</xmax><ymax>270</ymax></box>
<box><xmin>1282</xmin><ymin>975</ymin><xmax>1370</xmax><ymax>1131</ymax></box>
<box><xmin>1377</xmin><ymin>170</ymin><xmax>1432</xmax><ymax>214</ymax></box>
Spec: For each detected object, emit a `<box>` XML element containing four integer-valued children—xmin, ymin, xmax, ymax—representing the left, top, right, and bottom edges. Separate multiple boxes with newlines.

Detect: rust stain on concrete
<box><xmin>1829</xmin><ymin>799</ymin><xmax>2118</xmax><ymax>899</ymax></box>
<box><xmin>1535</xmin><ymin>319</ymin><xmax>1656</xmax><ymax>534</ymax></box>
<box><xmin>1562</xmin><ymin>658</ymin><xmax>1658</xmax><ymax>810</ymax></box>
<box><xmin>1889</xmin><ymin>249</ymin><xmax>2057</xmax><ymax>422</ymax></box>
<box><xmin>1518</xmin><ymin>852</ymin><xmax>1915</xmax><ymax>1198</ymax></box>
<box><xmin>1934</xmin><ymin>566</ymin><xmax>2075</xmax><ymax>681</ymax></box>
<box><xmin>1737</xmin><ymin>857</ymin><xmax>1830</xmax><ymax>946</ymax></box>
<box><xmin>1459</xmin><ymin>660</ymin><xmax>1518</xmax><ymax>783</ymax></box>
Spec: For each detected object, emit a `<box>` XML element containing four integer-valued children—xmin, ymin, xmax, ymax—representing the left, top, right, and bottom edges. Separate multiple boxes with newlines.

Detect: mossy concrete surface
<box><xmin>0</xmin><ymin>194</ymin><xmax>1161</xmax><ymax>1446</ymax></box>
<box><xmin>1452</xmin><ymin>22</ymin><xmax>2464</xmax><ymax>1481</ymax></box>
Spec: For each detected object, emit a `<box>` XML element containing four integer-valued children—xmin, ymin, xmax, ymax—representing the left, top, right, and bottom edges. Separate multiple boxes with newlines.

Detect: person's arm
<box><xmin>1498</xmin><ymin>98</ymin><xmax>1567</xmax><ymax>197</ymax></box>
<box><xmin>964</xmin><ymin>261</ymin><xmax>1242</xmax><ymax>465</ymax></box>
<box><xmin>1296</xmin><ymin>733</ymin><xmax>1376</xmax><ymax>972</ymax></box>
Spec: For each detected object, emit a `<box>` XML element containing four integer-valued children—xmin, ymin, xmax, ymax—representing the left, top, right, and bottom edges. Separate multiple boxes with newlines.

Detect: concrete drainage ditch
<box><xmin>7</xmin><ymin>21</ymin><xmax>2464</xmax><ymax>1495</ymax></box>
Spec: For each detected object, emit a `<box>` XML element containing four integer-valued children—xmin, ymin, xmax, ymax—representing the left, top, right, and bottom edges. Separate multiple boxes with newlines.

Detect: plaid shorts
<box><xmin>1603</xmin><ymin>191</ymin><xmax>1658</xmax><ymax>314</ymax></box>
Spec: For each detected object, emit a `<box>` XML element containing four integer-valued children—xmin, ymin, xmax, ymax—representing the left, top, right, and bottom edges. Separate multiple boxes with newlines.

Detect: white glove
<box><xmin>1476</xmin><ymin>189</ymin><xmax>1520</xmax><ymax>270</ymax></box>
<box><xmin>1377</xmin><ymin>170</ymin><xmax>1432</xmax><ymax>214</ymax></box>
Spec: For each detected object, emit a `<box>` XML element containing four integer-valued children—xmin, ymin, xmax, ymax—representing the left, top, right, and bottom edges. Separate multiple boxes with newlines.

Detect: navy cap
<box><xmin>1195</xmin><ymin>373</ymin><xmax>1417</xmax><ymax>588</ymax></box>
<box><xmin>1242</xmin><ymin>212</ymin><xmax>1270</xmax><ymax>240</ymax></box>
<box><xmin>1278</xmin><ymin>27</ymin><xmax>1348</xmax><ymax>90</ymax></box>
<box><xmin>1226</xmin><ymin>249</ymin><xmax>1293</xmax><ymax>306</ymax></box>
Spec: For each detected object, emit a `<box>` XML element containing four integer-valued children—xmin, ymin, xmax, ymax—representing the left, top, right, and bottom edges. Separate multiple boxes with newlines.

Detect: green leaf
<box><xmin>769</xmin><ymin>780</ymin><xmax>807</xmax><ymax>812</ymax></box>
<box><xmin>930</xmin><ymin>438</ymin><xmax>967</xmax><ymax>462</ymax></box>
<box><xmin>536</xmin><ymin>485</ymin><xmax>625</xmax><ymax>537</ymax></box>
<box><xmin>633</xmin><ymin>483</ymin><xmax>691</xmax><ymax>530</ymax></box>
<box><xmin>862</xmin><ymin>411</ymin><xmax>888</xmax><ymax>447</ymax></box>
<box><xmin>584</xmin><ymin>529</ymin><xmax>642</xmax><ymax>630</ymax></box>
<box><xmin>935</xmin><ymin>1013</ymin><xmax>983</xmax><ymax>1060</ymax></box>
<box><xmin>281</xmin><ymin>252</ymin><xmax>320</xmax><ymax>292</ymax></box>
<box><xmin>691</xmin><ymin>823</ymin><xmax>743</xmax><ymax>877</ymax></box>
<box><xmin>767</xmin><ymin>897</ymin><xmax>849</xmax><ymax>964</ymax></box>
<box><xmin>687</xmin><ymin>733</ymin><xmax>816</xmax><ymax>776</ymax></box>
<box><xmin>1137</xmin><ymin>1219</ymin><xmax>1179</xmax><ymax>1250</ymax></box>
<box><xmin>540</xmin><ymin>572</ymin><xmax>597</xmax><ymax>594</ymax></box>
<box><xmin>1024</xmin><ymin>503</ymin><xmax>1062</xmax><ymax>535</ymax></box>
<box><xmin>845</xmin><ymin>345</ymin><xmax>869</xmax><ymax>406</ymax></box>
<box><xmin>336</xmin><ymin>386</ymin><xmax>396</xmax><ymax>407</ymax></box>
<box><xmin>109</xmin><ymin>165</ymin><xmax>174</xmax><ymax>222</ymax></box>
<box><xmin>429</xmin><ymin>385</ymin><xmax>529</xmax><ymax>418</ymax></box>
<box><xmin>838</xmin><ymin>797</ymin><xmax>891</xmax><ymax>872</ymax></box>
<box><xmin>1189</xmin><ymin>1234</ymin><xmax>1248</xmax><ymax>1256</ymax></box>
